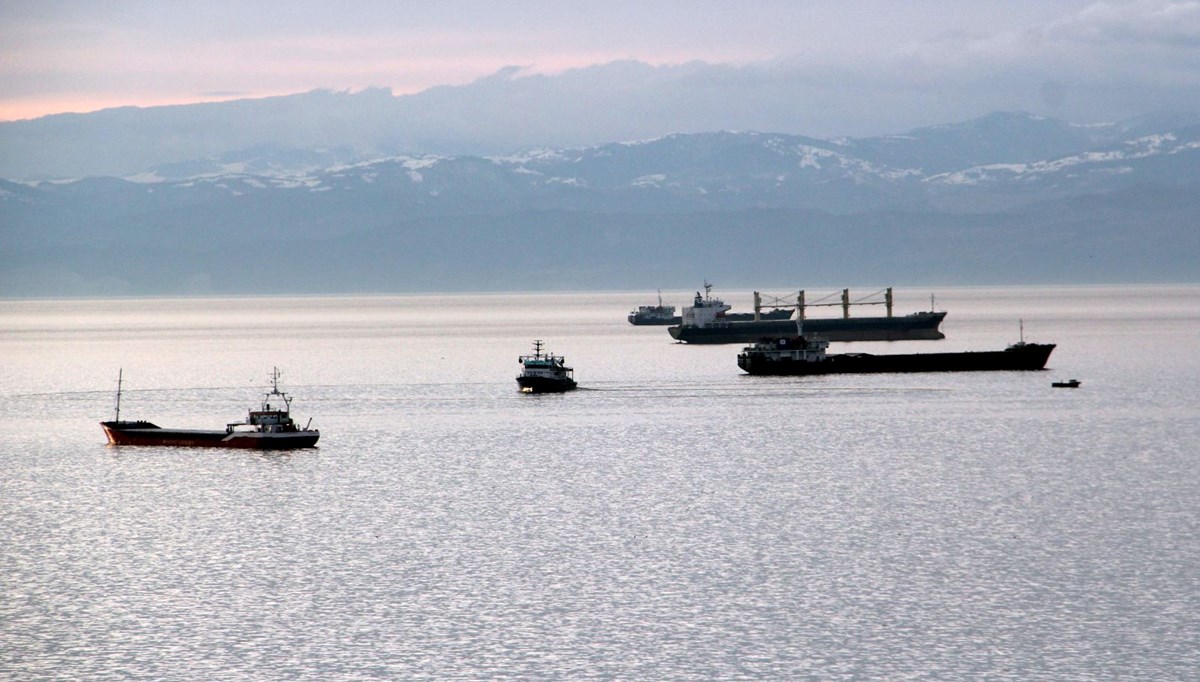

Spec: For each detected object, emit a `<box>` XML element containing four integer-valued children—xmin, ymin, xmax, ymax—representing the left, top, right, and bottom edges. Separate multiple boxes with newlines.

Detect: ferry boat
<box><xmin>737</xmin><ymin>335</ymin><xmax>1054</xmax><ymax>376</ymax></box>
<box><xmin>517</xmin><ymin>340</ymin><xmax>577</xmax><ymax>393</ymax></box>
<box><xmin>100</xmin><ymin>368</ymin><xmax>320</xmax><ymax>449</ymax></box>
<box><xmin>668</xmin><ymin>285</ymin><xmax>946</xmax><ymax>344</ymax></box>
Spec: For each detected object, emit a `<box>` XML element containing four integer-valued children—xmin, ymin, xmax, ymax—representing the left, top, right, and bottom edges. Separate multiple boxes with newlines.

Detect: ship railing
<box><xmin>756</xmin><ymin>287</ymin><xmax>897</xmax><ymax>319</ymax></box>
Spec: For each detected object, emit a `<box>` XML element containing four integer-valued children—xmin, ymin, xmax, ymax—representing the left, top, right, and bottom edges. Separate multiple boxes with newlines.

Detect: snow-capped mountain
<box><xmin>26</xmin><ymin>111</ymin><xmax>1192</xmax><ymax>214</ymax></box>
<box><xmin>2</xmin><ymin>112</ymin><xmax>1198</xmax><ymax>296</ymax></box>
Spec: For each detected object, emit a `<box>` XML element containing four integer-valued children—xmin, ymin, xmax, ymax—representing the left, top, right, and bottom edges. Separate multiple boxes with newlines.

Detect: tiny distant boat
<box><xmin>100</xmin><ymin>368</ymin><xmax>320</xmax><ymax>449</ymax></box>
<box><xmin>1052</xmin><ymin>379</ymin><xmax>1081</xmax><ymax>388</ymax></box>
<box><xmin>737</xmin><ymin>335</ymin><xmax>1055</xmax><ymax>376</ymax></box>
<box><xmin>517</xmin><ymin>340</ymin><xmax>577</xmax><ymax>393</ymax></box>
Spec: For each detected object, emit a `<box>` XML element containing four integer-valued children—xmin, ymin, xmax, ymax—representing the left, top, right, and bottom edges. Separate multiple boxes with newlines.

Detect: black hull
<box><xmin>517</xmin><ymin>377</ymin><xmax>578</xmax><ymax>393</ymax></box>
<box><xmin>630</xmin><ymin>310</ymin><xmax>792</xmax><ymax>326</ymax></box>
<box><xmin>738</xmin><ymin>344</ymin><xmax>1055</xmax><ymax>376</ymax></box>
<box><xmin>670</xmin><ymin>312</ymin><xmax>947</xmax><ymax>343</ymax></box>
<box><xmin>101</xmin><ymin>421</ymin><xmax>319</xmax><ymax>449</ymax></box>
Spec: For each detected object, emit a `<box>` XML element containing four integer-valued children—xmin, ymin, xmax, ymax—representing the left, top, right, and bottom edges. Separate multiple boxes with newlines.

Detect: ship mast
<box><xmin>265</xmin><ymin>366</ymin><xmax>291</xmax><ymax>411</ymax></box>
<box><xmin>114</xmin><ymin>368</ymin><xmax>123</xmax><ymax>422</ymax></box>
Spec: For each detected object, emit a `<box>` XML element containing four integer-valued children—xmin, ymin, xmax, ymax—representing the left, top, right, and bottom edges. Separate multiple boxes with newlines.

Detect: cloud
<box><xmin>3</xmin><ymin>1</ymin><xmax>1200</xmax><ymax>130</ymax></box>
<box><xmin>199</xmin><ymin>90</ymin><xmax>253</xmax><ymax>98</ymax></box>
<box><xmin>1054</xmin><ymin>0</ymin><xmax>1200</xmax><ymax>46</ymax></box>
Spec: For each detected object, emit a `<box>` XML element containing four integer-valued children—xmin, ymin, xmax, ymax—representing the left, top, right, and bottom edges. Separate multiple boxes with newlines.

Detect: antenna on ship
<box><xmin>114</xmin><ymin>368</ymin><xmax>123</xmax><ymax>422</ymax></box>
<box><xmin>266</xmin><ymin>366</ymin><xmax>291</xmax><ymax>411</ymax></box>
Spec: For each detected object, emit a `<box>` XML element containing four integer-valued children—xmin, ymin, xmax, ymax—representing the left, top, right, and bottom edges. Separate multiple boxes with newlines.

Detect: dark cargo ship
<box><xmin>668</xmin><ymin>285</ymin><xmax>946</xmax><ymax>344</ymax></box>
<box><xmin>100</xmin><ymin>368</ymin><xmax>319</xmax><ymax>449</ymax></box>
<box><xmin>737</xmin><ymin>335</ymin><xmax>1055</xmax><ymax>376</ymax></box>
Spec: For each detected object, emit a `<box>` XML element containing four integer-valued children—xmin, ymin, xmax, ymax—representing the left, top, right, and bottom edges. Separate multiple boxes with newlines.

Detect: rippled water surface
<box><xmin>2</xmin><ymin>286</ymin><xmax>1199</xmax><ymax>679</ymax></box>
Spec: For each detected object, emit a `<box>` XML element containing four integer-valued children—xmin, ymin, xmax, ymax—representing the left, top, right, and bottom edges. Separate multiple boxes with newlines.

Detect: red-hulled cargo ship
<box><xmin>100</xmin><ymin>368</ymin><xmax>319</xmax><ymax>449</ymax></box>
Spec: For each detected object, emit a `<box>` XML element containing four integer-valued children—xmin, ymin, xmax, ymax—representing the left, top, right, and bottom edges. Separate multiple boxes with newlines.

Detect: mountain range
<box><xmin>2</xmin><ymin>106</ymin><xmax>1198</xmax><ymax>297</ymax></box>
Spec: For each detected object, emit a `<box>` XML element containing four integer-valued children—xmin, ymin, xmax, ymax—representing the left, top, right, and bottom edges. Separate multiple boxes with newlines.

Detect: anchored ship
<box><xmin>627</xmin><ymin>291</ymin><xmax>679</xmax><ymax>325</ymax></box>
<box><xmin>628</xmin><ymin>286</ymin><xmax>791</xmax><ymax>326</ymax></box>
<box><xmin>517</xmin><ymin>340</ymin><xmax>578</xmax><ymax>393</ymax></box>
<box><xmin>669</xmin><ymin>285</ymin><xmax>946</xmax><ymax>344</ymax></box>
<box><xmin>100</xmin><ymin>368</ymin><xmax>320</xmax><ymax>449</ymax></box>
<box><xmin>737</xmin><ymin>335</ymin><xmax>1054</xmax><ymax>376</ymax></box>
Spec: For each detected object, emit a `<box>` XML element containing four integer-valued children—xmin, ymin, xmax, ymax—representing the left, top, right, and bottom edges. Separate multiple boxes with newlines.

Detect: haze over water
<box><xmin>2</xmin><ymin>285</ymin><xmax>1198</xmax><ymax>679</ymax></box>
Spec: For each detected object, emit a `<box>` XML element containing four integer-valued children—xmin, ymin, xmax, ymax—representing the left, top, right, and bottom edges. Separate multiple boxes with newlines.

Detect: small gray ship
<box><xmin>627</xmin><ymin>291</ymin><xmax>679</xmax><ymax>325</ymax></box>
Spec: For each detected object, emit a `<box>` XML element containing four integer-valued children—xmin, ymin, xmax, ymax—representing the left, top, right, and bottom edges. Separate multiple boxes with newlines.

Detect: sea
<box><xmin>1</xmin><ymin>285</ymin><xmax>1198</xmax><ymax>680</ymax></box>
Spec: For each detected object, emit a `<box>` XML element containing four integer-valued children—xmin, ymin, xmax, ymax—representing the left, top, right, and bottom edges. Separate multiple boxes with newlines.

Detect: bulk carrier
<box><xmin>628</xmin><ymin>288</ymin><xmax>791</xmax><ymax>326</ymax></box>
<box><xmin>668</xmin><ymin>285</ymin><xmax>946</xmax><ymax>344</ymax></box>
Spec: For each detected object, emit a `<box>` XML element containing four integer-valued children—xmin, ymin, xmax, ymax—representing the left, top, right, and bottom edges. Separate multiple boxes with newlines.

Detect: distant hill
<box><xmin>2</xmin><ymin>112</ymin><xmax>1198</xmax><ymax>296</ymax></box>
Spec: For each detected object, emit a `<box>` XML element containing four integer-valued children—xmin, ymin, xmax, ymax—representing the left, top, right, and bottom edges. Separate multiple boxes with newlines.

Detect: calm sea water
<box><xmin>2</xmin><ymin>285</ymin><xmax>1198</xmax><ymax>680</ymax></box>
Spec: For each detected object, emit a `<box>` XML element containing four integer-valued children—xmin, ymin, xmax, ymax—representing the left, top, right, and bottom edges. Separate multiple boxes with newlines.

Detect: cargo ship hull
<box><xmin>516</xmin><ymin>376</ymin><xmax>577</xmax><ymax>393</ymax></box>
<box><xmin>738</xmin><ymin>342</ymin><xmax>1055</xmax><ymax>376</ymax></box>
<box><xmin>631</xmin><ymin>310</ymin><xmax>793</xmax><ymax>326</ymax></box>
<box><xmin>100</xmin><ymin>421</ymin><xmax>320</xmax><ymax>449</ymax></box>
<box><xmin>671</xmin><ymin>311</ymin><xmax>947</xmax><ymax>344</ymax></box>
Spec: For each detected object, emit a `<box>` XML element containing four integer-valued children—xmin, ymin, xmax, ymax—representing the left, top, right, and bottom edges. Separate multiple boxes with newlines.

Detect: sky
<box><xmin>2</xmin><ymin>0</ymin><xmax>1199</xmax><ymax>134</ymax></box>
